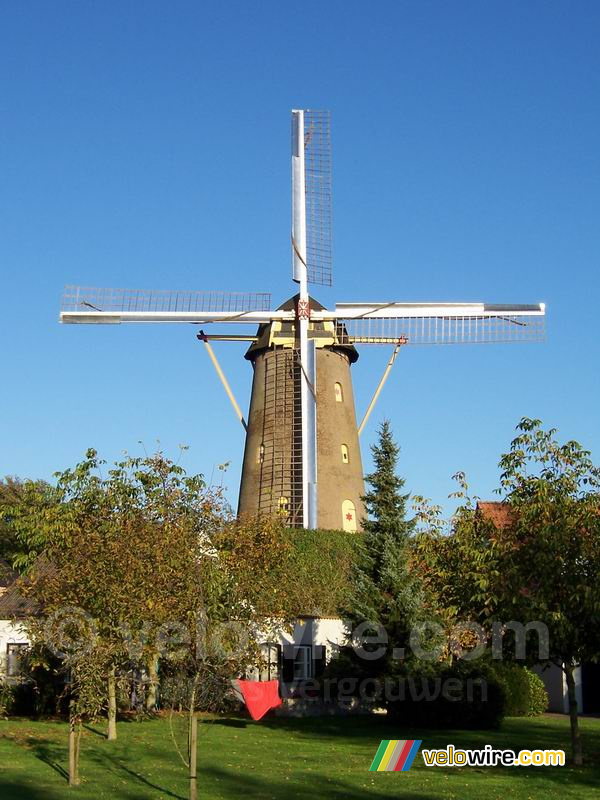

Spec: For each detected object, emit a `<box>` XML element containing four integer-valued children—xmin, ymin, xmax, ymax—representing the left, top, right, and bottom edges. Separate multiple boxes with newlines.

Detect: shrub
<box><xmin>322</xmin><ymin>653</ymin><xmax>506</xmax><ymax>728</ymax></box>
<box><xmin>0</xmin><ymin>682</ymin><xmax>15</xmax><ymax>717</ymax></box>
<box><xmin>385</xmin><ymin>661</ymin><xmax>506</xmax><ymax>729</ymax></box>
<box><xmin>524</xmin><ymin>668</ymin><xmax>548</xmax><ymax>716</ymax></box>
<box><xmin>493</xmin><ymin>663</ymin><xmax>548</xmax><ymax>717</ymax></box>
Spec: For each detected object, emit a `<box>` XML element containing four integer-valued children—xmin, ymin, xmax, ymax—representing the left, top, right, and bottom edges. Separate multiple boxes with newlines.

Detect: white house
<box><xmin>0</xmin><ymin>560</ymin><xmax>30</xmax><ymax>680</ymax></box>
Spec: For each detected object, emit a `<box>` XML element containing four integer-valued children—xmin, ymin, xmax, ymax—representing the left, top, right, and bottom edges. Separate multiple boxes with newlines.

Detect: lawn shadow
<box><xmin>25</xmin><ymin>736</ymin><xmax>69</xmax><ymax>781</ymax></box>
<box><xmin>205</xmin><ymin>717</ymin><xmax>249</xmax><ymax>729</ymax></box>
<box><xmin>203</xmin><ymin>764</ymin><xmax>424</xmax><ymax>799</ymax></box>
<box><xmin>0</xmin><ymin>779</ymin><xmax>60</xmax><ymax>800</ymax></box>
<box><xmin>253</xmin><ymin>713</ymin><xmax>600</xmax><ymax>788</ymax></box>
<box><xmin>19</xmin><ymin>724</ymin><xmax>186</xmax><ymax>799</ymax></box>
<box><xmin>85</xmin><ymin>749</ymin><xmax>186</xmax><ymax>800</ymax></box>
<box><xmin>83</xmin><ymin>722</ymin><xmax>108</xmax><ymax>739</ymax></box>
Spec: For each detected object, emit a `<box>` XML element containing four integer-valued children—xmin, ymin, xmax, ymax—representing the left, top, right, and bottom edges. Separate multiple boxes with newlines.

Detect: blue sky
<box><xmin>2</xmin><ymin>1</ymin><xmax>599</xmax><ymax>517</ymax></box>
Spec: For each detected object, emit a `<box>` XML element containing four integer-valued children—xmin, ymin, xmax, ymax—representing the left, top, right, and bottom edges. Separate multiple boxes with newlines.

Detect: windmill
<box><xmin>60</xmin><ymin>109</ymin><xmax>545</xmax><ymax>531</ymax></box>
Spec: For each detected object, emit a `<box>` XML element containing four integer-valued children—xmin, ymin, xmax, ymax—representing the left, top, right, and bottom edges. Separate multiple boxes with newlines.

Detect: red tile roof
<box><xmin>476</xmin><ymin>501</ymin><xmax>515</xmax><ymax>529</ymax></box>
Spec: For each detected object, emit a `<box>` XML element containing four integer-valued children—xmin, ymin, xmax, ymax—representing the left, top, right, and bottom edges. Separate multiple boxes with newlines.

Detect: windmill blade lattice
<box><xmin>62</xmin><ymin>286</ymin><xmax>271</xmax><ymax>314</ymax></box>
<box><xmin>330</xmin><ymin>303</ymin><xmax>545</xmax><ymax>345</ymax></box>
<box><xmin>304</xmin><ymin>110</ymin><xmax>333</xmax><ymax>287</ymax></box>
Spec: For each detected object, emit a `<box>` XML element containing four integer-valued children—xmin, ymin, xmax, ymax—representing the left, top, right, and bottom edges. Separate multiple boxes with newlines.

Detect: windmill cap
<box><xmin>244</xmin><ymin>294</ymin><xmax>359</xmax><ymax>363</ymax></box>
<box><xmin>275</xmin><ymin>294</ymin><xmax>327</xmax><ymax>312</ymax></box>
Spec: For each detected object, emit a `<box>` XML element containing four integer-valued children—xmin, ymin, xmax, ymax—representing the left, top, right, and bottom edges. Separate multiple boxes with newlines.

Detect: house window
<box><xmin>342</xmin><ymin>500</ymin><xmax>357</xmax><ymax>532</ymax></box>
<box><xmin>259</xmin><ymin>642</ymin><xmax>281</xmax><ymax>682</ymax></box>
<box><xmin>341</xmin><ymin>444</ymin><xmax>349</xmax><ymax>463</ymax></box>
<box><xmin>278</xmin><ymin>496</ymin><xmax>289</xmax><ymax>514</ymax></box>
<box><xmin>334</xmin><ymin>382</ymin><xmax>343</xmax><ymax>402</ymax></box>
<box><xmin>257</xmin><ymin>443</ymin><xmax>265</xmax><ymax>464</ymax></box>
<box><xmin>6</xmin><ymin>644</ymin><xmax>28</xmax><ymax>678</ymax></box>
<box><xmin>293</xmin><ymin>645</ymin><xmax>312</xmax><ymax>680</ymax></box>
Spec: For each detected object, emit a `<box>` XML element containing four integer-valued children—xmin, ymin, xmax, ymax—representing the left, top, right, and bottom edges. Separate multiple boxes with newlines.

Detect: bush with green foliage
<box><xmin>0</xmin><ymin>682</ymin><xmax>15</xmax><ymax>717</ymax></box>
<box><xmin>493</xmin><ymin>664</ymin><xmax>548</xmax><ymax>717</ymax></box>
<box><xmin>526</xmin><ymin>669</ymin><xmax>550</xmax><ymax>715</ymax></box>
<box><xmin>386</xmin><ymin>661</ymin><xmax>507</xmax><ymax>729</ymax></box>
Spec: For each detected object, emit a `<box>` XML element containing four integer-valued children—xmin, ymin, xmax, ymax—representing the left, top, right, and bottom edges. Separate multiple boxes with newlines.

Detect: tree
<box><xmin>346</xmin><ymin>420</ymin><xmax>420</xmax><ymax>679</ymax></box>
<box><xmin>164</xmin><ymin>512</ymin><xmax>299</xmax><ymax>800</ymax></box>
<box><xmin>15</xmin><ymin>449</ymin><xmax>302</xmax><ymax>795</ymax></box>
<box><xmin>494</xmin><ymin>419</ymin><xmax>600</xmax><ymax>764</ymax></box>
<box><xmin>16</xmin><ymin>448</ymin><xmax>226</xmax><ymax>782</ymax></box>
<box><xmin>416</xmin><ymin>419</ymin><xmax>600</xmax><ymax>764</ymax></box>
<box><xmin>0</xmin><ymin>477</ymin><xmax>57</xmax><ymax>568</ymax></box>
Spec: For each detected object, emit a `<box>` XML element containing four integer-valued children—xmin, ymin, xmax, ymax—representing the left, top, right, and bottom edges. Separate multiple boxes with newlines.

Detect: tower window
<box><xmin>334</xmin><ymin>382</ymin><xmax>343</xmax><ymax>402</ymax></box>
<box><xmin>278</xmin><ymin>496</ymin><xmax>289</xmax><ymax>514</ymax></box>
<box><xmin>257</xmin><ymin>443</ymin><xmax>265</xmax><ymax>463</ymax></box>
<box><xmin>342</xmin><ymin>500</ymin><xmax>357</xmax><ymax>532</ymax></box>
<box><xmin>341</xmin><ymin>444</ymin><xmax>349</xmax><ymax>463</ymax></box>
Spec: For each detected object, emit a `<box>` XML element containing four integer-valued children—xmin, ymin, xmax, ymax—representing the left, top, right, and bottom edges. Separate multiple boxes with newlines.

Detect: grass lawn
<box><xmin>0</xmin><ymin>713</ymin><xmax>599</xmax><ymax>799</ymax></box>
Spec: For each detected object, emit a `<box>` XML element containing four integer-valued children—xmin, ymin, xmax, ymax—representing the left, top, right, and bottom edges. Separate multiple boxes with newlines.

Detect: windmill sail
<box><xmin>327</xmin><ymin>302</ymin><xmax>545</xmax><ymax>345</ymax></box>
<box><xmin>291</xmin><ymin>110</ymin><xmax>319</xmax><ymax>528</ymax></box>
<box><xmin>304</xmin><ymin>110</ymin><xmax>333</xmax><ymax>287</ymax></box>
<box><xmin>60</xmin><ymin>286</ymin><xmax>275</xmax><ymax>324</ymax></box>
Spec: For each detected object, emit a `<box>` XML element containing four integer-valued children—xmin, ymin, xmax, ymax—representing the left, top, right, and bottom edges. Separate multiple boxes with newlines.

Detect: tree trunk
<box><xmin>189</xmin><ymin>712</ymin><xmax>198</xmax><ymax>800</ymax></box>
<box><xmin>75</xmin><ymin>723</ymin><xmax>82</xmax><ymax>777</ymax></box>
<box><xmin>146</xmin><ymin>654</ymin><xmax>159</xmax><ymax>711</ymax></box>
<box><xmin>107</xmin><ymin>666</ymin><xmax>117</xmax><ymax>741</ymax></box>
<box><xmin>188</xmin><ymin>673</ymin><xmax>199</xmax><ymax>800</ymax></box>
<box><xmin>564</xmin><ymin>662</ymin><xmax>583</xmax><ymax>765</ymax></box>
<box><xmin>69</xmin><ymin>714</ymin><xmax>81</xmax><ymax>786</ymax></box>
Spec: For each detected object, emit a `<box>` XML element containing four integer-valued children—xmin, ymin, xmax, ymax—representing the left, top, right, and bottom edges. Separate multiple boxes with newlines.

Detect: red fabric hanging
<box><xmin>236</xmin><ymin>679</ymin><xmax>282</xmax><ymax>721</ymax></box>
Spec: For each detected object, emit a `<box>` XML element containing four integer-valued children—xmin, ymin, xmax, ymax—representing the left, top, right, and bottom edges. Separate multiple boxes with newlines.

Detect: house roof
<box><xmin>0</xmin><ymin>557</ymin><xmax>54</xmax><ymax>620</ymax></box>
<box><xmin>0</xmin><ymin>558</ymin><xmax>18</xmax><ymax>589</ymax></box>
<box><xmin>476</xmin><ymin>501</ymin><xmax>514</xmax><ymax>529</ymax></box>
<box><xmin>0</xmin><ymin>581</ymin><xmax>39</xmax><ymax>619</ymax></box>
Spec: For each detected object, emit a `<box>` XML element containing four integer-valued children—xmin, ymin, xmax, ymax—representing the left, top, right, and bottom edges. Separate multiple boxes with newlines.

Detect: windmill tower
<box><xmin>60</xmin><ymin>109</ymin><xmax>546</xmax><ymax>531</ymax></box>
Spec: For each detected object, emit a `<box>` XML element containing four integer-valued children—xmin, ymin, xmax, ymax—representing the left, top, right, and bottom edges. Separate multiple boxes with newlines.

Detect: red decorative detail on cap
<box><xmin>297</xmin><ymin>299</ymin><xmax>310</xmax><ymax>320</ymax></box>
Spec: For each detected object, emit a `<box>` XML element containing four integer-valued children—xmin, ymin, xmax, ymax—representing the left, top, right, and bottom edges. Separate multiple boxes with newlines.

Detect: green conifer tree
<box><xmin>349</xmin><ymin>420</ymin><xmax>419</xmax><ymax>647</ymax></box>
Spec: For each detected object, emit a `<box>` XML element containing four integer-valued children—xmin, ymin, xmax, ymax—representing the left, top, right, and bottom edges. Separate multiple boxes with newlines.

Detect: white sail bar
<box><xmin>61</xmin><ymin>310</ymin><xmax>292</xmax><ymax>325</ymax></box>
<box><xmin>60</xmin><ymin>286</ymin><xmax>280</xmax><ymax>324</ymax></box>
<box><xmin>291</xmin><ymin>111</ymin><xmax>308</xmax><ymax>285</ymax></box>
<box><xmin>321</xmin><ymin>302</ymin><xmax>546</xmax><ymax>345</ymax></box>
<box><xmin>291</xmin><ymin>109</ymin><xmax>313</xmax><ymax>529</ymax></box>
<box><xmin>329</xmin><ymin>302</ymin><xmax>545</xmax><ymax>318</ymax></box>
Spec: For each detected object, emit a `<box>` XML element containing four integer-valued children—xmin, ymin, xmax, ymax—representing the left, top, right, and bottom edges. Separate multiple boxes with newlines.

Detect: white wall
<box><xmin>278</xmin><ymin>617</ymin><xmax>348</xmax><ymax>656</ymax></box>
<box><xmin>247</xmin><ymin>616</ymin><xmax>348</xmax><ymax>681</ymax></box>
<box><xmin>535</xmin><ymin>663</ymin><xmax>583</xmax><ymax>714</ymax></box>
<box><xmin>0</xmin><ymin>620</ymin><xmax>30</xmax><ymax>677</ymax></box>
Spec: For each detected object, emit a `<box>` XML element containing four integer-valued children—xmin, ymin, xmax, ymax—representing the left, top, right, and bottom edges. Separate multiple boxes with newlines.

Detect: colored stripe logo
<box><xmin>369</xmin><ymin>739</ymin><xmax>422</xmax><ymax>772</ymax></box>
